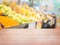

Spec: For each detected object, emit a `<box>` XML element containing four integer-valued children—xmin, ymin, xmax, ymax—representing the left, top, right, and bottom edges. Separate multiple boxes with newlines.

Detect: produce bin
<box><xmin>0</xmin><ymin>0</ymin><xmax>56</xmax><ymax>29</ymax></box>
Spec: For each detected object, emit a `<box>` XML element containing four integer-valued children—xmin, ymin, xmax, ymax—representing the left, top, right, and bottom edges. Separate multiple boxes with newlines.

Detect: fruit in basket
<box><xmin>0</xmin><ymin>4</ymin><xmax>12</xmax><ymax>15</ymax></box>
<box><xmin>0</xmin><ymin>16</ymin><xmax>19</xmax><ymax>28</ymax></box>
<box><xmin>0</xmin><ymin>4</ymin><xmax>31</xmax><ymax>24</ymax></box>
<box><xmin>0</xmin><ymin>4</ymin><xmax>52</xmax><ymax>26</ymax></box>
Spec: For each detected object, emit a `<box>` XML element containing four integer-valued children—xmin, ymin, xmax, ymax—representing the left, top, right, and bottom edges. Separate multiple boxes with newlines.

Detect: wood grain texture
<box><xmin>0</xmin><ymin>27</ymin><xmax>60</xmax><ymax>45</ymax></box>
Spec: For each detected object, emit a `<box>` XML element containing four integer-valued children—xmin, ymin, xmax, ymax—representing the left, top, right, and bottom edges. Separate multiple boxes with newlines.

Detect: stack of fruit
<box><xmin>0</xmin><ymin>1</ymin><xmax>56</xmax><ymax>29</ymax></box>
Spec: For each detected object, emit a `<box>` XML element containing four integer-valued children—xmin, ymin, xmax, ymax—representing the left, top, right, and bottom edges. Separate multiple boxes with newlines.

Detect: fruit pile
<box><xmin>0</xmin><ymin>16</ymin><xmax>19</xmax><ymax>28</ymax></box>
<box><xmin>0</xmin><ymin>1</ymin><xmax>56</xmax><ymax>28</ymax></box>
<box><xmin>0</xmin><ymin>4</ymin><xmax>41</xmax><ymax>24</ymax></box>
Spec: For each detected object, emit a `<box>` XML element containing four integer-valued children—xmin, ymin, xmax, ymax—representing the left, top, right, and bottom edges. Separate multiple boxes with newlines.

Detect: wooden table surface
<box><xmin>0</xmin><ymin>26</ymin><xmax>60</xmax><ymax>45</ymax></box>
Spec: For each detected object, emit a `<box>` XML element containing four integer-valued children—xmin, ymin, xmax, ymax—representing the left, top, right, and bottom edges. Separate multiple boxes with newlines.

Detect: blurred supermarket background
<box><xmin>0</xmin><ymin>1</ymin><xmax>60</xmax><ymax>45</ymax></box>
<box><xmin>0</xmin><ymin>0</ymin><xmax>60</xmax><ymax>29</ymax></box>
<box><xmin>0</xmin><ymin>0</ymin><xmax>60</xmax><ymax>17</ymax></box>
